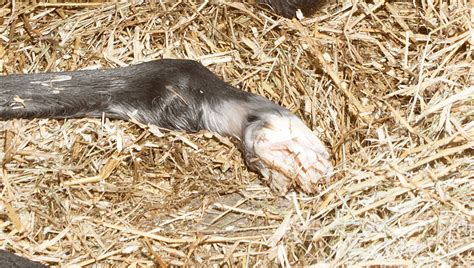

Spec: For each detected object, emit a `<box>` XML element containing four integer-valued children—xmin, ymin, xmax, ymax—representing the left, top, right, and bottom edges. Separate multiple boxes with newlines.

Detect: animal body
<box><xmin>0</xmin><ymin>59</ymin><xmax>332</xmax><ymax>194</ymax></box>
<box><xmin>0</xmin><ymin>250</ymin><xmax>47</xmax><ymax>268</ymax></box>
<box><xmin>0</xmin><ymin>1</ymin><xmax>330</xmax><ymax>267</ymax></box>
<box><xmin>0</xmin><ymin>1</ymin><xmax>328</xmax><ymax>267</ymax></box>
<box><xmin>260</xmin><ymin>0</ymin><xmax>322</xmax><ymax>18</ymax></box>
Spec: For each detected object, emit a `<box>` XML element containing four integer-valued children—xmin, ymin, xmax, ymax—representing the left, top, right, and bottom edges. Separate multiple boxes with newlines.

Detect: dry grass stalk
<box><xmin>0</xmin><ymin>0</ymin><xmax>472</xmax><ymax>266</ymax></box>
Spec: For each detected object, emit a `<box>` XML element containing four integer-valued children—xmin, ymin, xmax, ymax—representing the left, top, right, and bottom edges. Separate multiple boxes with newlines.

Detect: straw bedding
<box><xmin>0</xmin><ymin>1</ymin><xmax>472</xmax><ymax>267</ymax></box>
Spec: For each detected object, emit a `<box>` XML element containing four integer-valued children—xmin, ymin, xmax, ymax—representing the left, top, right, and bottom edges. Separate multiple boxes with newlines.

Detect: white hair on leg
<box><xmin>201</xmin><ymin>100</ymin><xmax>248</xmax><ymax>138</ymax></box>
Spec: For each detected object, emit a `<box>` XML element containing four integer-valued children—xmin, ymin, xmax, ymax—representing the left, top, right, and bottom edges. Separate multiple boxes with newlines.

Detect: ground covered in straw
<box><xmin>0</xmin><ymin>1</ymin><xmax>472</xmax><ymax>267</ymax></box>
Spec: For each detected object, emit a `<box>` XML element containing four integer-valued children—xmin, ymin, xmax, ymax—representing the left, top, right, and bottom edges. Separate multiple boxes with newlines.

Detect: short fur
<box><xmin>0</xmin><ymin>59</ymin><xmax>333</xmax><ymax>195</ymax></box>
<box><xmin>0</xmin><ymin>250</ymin><xmax>47</xmax><ymax>268</ymax></box>
<box><xmin>0</xmin><ymin>59</ymin><xmax>287</xmax><ymax>172</ymax></box>
<box><xmin>259</xmin><ymin>0</ymin><xmax>323</xmax><ymax>18</ymax></box>
<box><xmin>0</xmin><ymin>60</ymin><xmax>284</xmax><ymax>134</ymax></box>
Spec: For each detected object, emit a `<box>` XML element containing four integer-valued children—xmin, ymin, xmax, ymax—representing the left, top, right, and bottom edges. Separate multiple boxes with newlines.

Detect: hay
<box><xmin>0</xmin><ymin>1</ymin><xmax>472</xmax><ymax>266</ymax></box>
